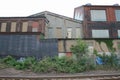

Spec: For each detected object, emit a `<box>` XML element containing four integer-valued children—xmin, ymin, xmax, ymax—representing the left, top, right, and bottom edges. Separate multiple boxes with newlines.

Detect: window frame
<box><xmin>67</xmin><ymin>27</ymin><xmax>72</xmax><ymax>38</ymax></box>
<box><xmin>118</xmin><ymin>30</ymin><xmax>120</xmax><ymax>38</ymax></box>
<box><xmin>90</xmin><ymin>10</ymin><xmax>107</xmax><ymax>21</ymax></box>
<box><xmin>92</xmin><ymin>29</ymin><xmax>109</xmax><ymax>38</ymax></box>
<box><xmin>115</xmin><ymin>10</ymin><xmax>120</xmax><ymax>21</ymax></box>
<box><xmin>1</xmin><ymin>23</ymin><xmax>7</xmax><ymax>32</ymax></box>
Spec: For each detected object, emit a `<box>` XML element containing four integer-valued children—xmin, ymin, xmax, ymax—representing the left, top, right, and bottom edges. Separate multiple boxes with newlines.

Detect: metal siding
<box><xmin>0</xmin><ymin>35</ymin><xmax>58</xmax><ymax>59</ymax></box>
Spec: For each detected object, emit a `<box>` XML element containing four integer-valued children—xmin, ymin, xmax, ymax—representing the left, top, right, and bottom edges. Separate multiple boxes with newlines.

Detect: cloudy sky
<box><xmin>0</xmin><ymin>0</ymin><xmax>120</xmax><ymax>18</ymax></box>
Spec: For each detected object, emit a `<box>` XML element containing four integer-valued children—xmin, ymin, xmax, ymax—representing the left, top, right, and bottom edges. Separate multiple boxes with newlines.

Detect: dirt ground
<box><xmin>0</xmin><ymin>68</ymin><xmax>120</xmax><ymax>77</ymax></box>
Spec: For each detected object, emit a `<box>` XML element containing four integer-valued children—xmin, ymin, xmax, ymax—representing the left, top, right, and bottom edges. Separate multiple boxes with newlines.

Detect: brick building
<box><xmin>74</xmin><ymin>4</ymin><xmax>120</xmax><ymax>38</ymax></box>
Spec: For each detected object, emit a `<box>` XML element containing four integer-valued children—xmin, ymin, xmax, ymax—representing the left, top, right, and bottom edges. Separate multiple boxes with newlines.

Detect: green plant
<box><xmin>15</xmin><ymin>57</ymin><xmax>36</xmax><ymax>70</ymax></box>
<box><xmin>0</xmin><ymin>58</ymin><xmax>8</xmax><ymax>69</ymax></box>
<box><xmin>2</xmin><ymin>55</ymin><xmax>16</xmax><ymax>66</ymax></box>
<box><xmin>94</xmin><ymin>50</ymin><xmax>120</xmax><ymax>70</ymax></box>
<box><xmin>95</xmin><ymin>39</ymin><xmax>114</xmax><ymax>51</ymax></box>
<box><xmin>23</xmin><ymin>57</ymin><xmax>36</xmax><ymax>69</ymax></box>
<box><xmin>32</xmin><ymin>57</ymin><xmax>55</xmax><ymax>73</ymax></box>
<box><xmin>32</xmin><ymin>56</ymin><xmax>96</xmax><ymax>73</ymax></box>
<box><xmin>70</xmin><ymin>39</ymin><xmax>88</xmax><ymax>60</ymax></box>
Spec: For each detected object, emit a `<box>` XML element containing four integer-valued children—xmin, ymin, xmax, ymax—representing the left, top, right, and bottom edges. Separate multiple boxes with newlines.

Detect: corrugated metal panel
<box><xmin>0</xmin><ymin>35</ymin><xmax>58</xmax><ymax>59</ymax></box>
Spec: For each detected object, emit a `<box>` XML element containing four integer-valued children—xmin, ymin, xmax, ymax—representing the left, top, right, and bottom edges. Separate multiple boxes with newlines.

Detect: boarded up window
<box><xmin>90</xmin><ymin>10</ymin><xmax>106</xmax><ymax>21</ymax></box>
<box><xmin>76</xmin><ymin>28</ymin><xmax>81</xmax><ymax>38</ymax></box>
<box><xmin>92</xmin><ymin>29</ymin><xmax>109</xmax><ymax>38</ymax></box>
<box><xmin>32</xmin><ymin>22</ymin><xmax>39</xmax><ymax>32</ymax></box>
<box><xmin>1</xmin><ymin>23</ymin><xmax>7</xmax><ymax>32</ymax></box>
<box><xmin>67</xmin><ymin>28</ymin><xmax>72</xmax><ymax>38</ymax></box>
<box><xmin>22</xmin><ymin>22</ymin><xmax>28</xmax><ymax>32</ymax></box>
<box><xmin>11</xmin><ymin>22</ymin><xmax>16</xmax><ymax>32</ymax></box>
<box><xmin>48</xmin><ymin>27</ymin><xmax>53</xmax><ymax>38</ymax></box>
<box><xmin>56</xmin><ymin>27</ymin><xmax>62</xmax><ymax>38</ymax></box>
<box><xmin>32</xmin><ymin>28</ymin><xmax>38</xmax><ymax>32</ymax></box>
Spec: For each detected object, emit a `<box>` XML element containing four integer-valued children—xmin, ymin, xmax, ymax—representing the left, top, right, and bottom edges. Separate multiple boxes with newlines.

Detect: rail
<box><xmin>0</xmin><ymin>73</ymin><xmax>120</xmax><ymax>80</ymax></box>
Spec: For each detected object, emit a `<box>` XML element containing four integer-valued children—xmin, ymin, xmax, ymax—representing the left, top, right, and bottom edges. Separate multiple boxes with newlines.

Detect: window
<box><xmin>22</xmin><ymin>22</ymin><xmax>28</xmax><ymax>32</ymax></box>
<box><xmin>32</xmin><ymin>22</ymin><xmax>39</xmax><ymax>32</ymax></box>
<box><xmin>56</xmin><ymin>27</ymin><xmax>62</xmax><ymax>38</ymax></box>
<box><xmin>74</xmin><ymin>8</ymin><xmax>83</xmax><ymax>20</ymax></box>
<box><xmin>92</xmin><ymin>30</ymin><xmax>109</xmax><ymax>38</ymax></box>
<box><xmin>67</xmin><ymin>28</ymin><xmax>72</xmax><ymax>38</ymax></box>
<box><xmin>115</xmin><ymin>10</ymin><xmax>120</xmax><ymax>21</ymax></box>
<box><xmin>1</xmin><ymin>23</ymin><xmax>7</xmax><ymax>32</ymax></box>
<box><xmin>76</xmin><ymin>28</ymin><xmax>81</xmax><ymax>38</ymax></box>
<box><xmin>11</xmin><ymin>22</ymin><xmax>16</xmax><ymax>32</ymax></box>
<box><xmin>90</xmin><ymin>10</ymin><xmax>107</xmax><ymax>21</ymax></box>
<box><xmin>118</xmin><ymin>30</ymin><xmax>120</xmax><ymax>38</ymax></box>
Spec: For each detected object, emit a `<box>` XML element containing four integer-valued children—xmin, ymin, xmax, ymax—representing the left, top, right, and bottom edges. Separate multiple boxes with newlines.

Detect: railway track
<box><xmin>0</xmin><ymin>73</ymin><xmax>120</xmax><ymax>80</ymax></box>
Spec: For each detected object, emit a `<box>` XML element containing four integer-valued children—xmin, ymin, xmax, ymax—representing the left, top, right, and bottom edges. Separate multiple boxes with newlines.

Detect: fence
<box><xmin>0</xmin><ymin>35</ymin><xmax>58</xmax><ymax>59</ymax></box>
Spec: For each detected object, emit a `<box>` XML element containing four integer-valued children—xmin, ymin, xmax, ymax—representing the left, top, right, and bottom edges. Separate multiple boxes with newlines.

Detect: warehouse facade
<box><xmin>74</xmin><ymin>4</ymin><xmax>120</xmax><ymax>38</ymax></box>
<box><xmin>30</xmin><ymin>11</ymin><xmax>83</xmax><ymax>39</ymax></box>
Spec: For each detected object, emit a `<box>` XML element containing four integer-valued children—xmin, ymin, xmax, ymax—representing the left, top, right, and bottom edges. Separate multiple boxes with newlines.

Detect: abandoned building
<box><xmin>0</xmin><ymin>4</ymin><xmax>120</xmax><ymax>58</ymax></box>
<box><xmin>30</xmin><ymin>11</ymin><xmax>83</xmax><ymax>39</ymax></box>
<box><xmin>74</xmin><ymin>4</ymin><xmax>120</xmax><ymax>38</ymax></box>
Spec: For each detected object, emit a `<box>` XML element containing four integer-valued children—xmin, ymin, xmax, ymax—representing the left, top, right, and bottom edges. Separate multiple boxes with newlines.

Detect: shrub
<box><xmin>2</xmin><ymin>56</ymin><xmax>36</xmax><ymax>70</ymax></box>
<box><xmin>14</xmin><ymin>57</ymin><xmax>36</xmax><ymax>70</ymax></box>
<box><xmin>70</xmin><ymin>39</ymin><xmax>88</xmax><ymax>60</ymax></box>
<box><xmin>32</xmin><ymin>56</ymin><xmax>95</xmax><ymax>73</ymax></box>
<box><xmin>32</xmin><ymin>57</ymin><xmax>55</xmax><ymax>73</ymax></box>
<box><xmin>94</xmin><ymin>50</ymin><xmax>120</xmax><ymax>70</ymax></box>
<box><xmin>2</xmin><ymin>55</ymin><xmax>16</xmax><ymax>66</ymax></box>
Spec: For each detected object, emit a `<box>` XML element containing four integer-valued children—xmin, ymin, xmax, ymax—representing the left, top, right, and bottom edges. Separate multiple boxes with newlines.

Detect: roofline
<box><xmin>29</xmin><ymin>11</ymin><xmax>82</xmax><ymax>23</ymax></box>
<box><xmin>84</xmin><ymin>5</ymin><xmax>120</xmax><ymax>7</ymax></box>
<box><xmin>0</xmin><ymin>16</ymin><xmax>49</xmax><ymax>23</ymax></box>
<box><xmin>75</xmin><ymin>5</ymin><xmax>120</xmax><ymax>8</ymax></box>
<box><xmin>0</xmin><ymin>16</ymin><xmax>46</xmax><ymax>19</ymax></box>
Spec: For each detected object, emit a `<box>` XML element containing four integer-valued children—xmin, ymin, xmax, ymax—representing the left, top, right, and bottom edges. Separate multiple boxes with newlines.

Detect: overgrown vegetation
<box><xmin>0</xmin><ymin>56</ymin><xmax>36</xmax><ymax>70</ymax></box>
<box><xmin>93</xmin><ymin>50</ymin><xmax>120</xmax><ymax>70</ymax></box>
<box><xmin>0</xmin><ymin>39</ymin><xmax>120</xmax><ymax>73</ymax></box>
<box><xmin>70</xmin><ymin>39</ymin><xmax>88</xmax><ymax>60</ymax></box>
<box><xmin>95</xmin><ymin>39</ymin><xmax>114</xmax><ymax>50</ymax></box>
<box><xmin>0</xmin><ymin>55</ymin><xmax>95</xmax><ymax>73</ymax></box>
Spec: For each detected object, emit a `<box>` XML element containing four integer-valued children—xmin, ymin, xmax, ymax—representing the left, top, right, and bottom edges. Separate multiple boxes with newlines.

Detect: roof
<box><xmin>0</xmin><ymin>16</ymin><xmax>49</xmax><ymax>23</ymax></box>
<box><xmin>0</xmin><ymin>15</ymin><xmax>46</xmax><ymax>19</ymax></box>
<box><xmin>75</xmin><ymin>4</ymin><xmax>120</xmax><ymax>9</ymax></box>
<box><xmin>29</xmin><ymin>11</ymin><xmax>82</xmax><ymax>23</ymax></box>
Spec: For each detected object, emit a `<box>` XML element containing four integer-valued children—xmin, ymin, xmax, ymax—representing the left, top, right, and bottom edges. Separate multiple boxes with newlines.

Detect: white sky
<box><xmin>0</xmin><ymin>0</ymin><xmax>120</xmax><ymax>18</ymax></box>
